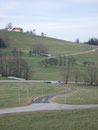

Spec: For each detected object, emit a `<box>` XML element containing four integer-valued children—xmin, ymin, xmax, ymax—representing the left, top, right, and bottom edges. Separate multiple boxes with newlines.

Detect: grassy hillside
<box><xmin>0</xmin><ymin>30</ymin><xmax>98</xmax><ymax>81</ymax></box>
<box><xmin>0</xmin><ymin>30</ymin><xmax>96</xmax><ymax>56</ymax></box>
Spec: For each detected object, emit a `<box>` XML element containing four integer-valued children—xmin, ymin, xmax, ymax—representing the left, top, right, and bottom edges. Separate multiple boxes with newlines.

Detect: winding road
<box><xmin>33</xmin><ymin>86</ymin><xmax>77</xmax><ymax>103</ymax></box>
<box><xmin>0</xmin><ymin>48</ymin><xmax>98</xmax><ymax>114</ymax></box>
<box><xmin>0</xmin><ymin>84</ymin><xmax>98</xmax><ymax>114</ymax></box>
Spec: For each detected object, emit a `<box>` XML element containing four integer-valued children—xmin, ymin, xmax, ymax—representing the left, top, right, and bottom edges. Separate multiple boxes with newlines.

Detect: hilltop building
<box><xmin>12</xmin><ymin>27</ymin><xmax>23</xmax><ymax>32</ymax></box>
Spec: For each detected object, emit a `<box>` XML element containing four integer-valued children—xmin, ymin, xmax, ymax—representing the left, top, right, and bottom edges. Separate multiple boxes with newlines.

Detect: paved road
<box><xmin>33</xmin><ymin>86</ymin><xmax>77</xmax><ymax>103</ymax></box>
<box><xmin>0</xmin><ymin>85</ymin><xmax>98</xmax><ymax>114</ymax></box>
<box><xmin>0</xmin><ymin>102</ymin><xmax>98</xmax><ymax>114</ymax></box>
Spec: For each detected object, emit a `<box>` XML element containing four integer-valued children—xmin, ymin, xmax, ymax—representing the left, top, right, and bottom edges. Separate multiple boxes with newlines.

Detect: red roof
<box><xmin>13</xmin><ymin>27</ymin><xmax>23</xmax><ymax>30</ymax></box>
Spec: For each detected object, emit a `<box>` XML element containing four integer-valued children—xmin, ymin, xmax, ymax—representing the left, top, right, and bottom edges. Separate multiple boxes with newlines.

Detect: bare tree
<box><xmin>31</xmin><ymin>43</ymin><xmax>48</xmax><ymax>55</ymax></box>
<box><xmin>0</xmin><ymin>36</ymin><xmax>9</xmax><ymax>48</ymax></box>
<box><xmin>73</xmin><ymin>67</ymin><xmax>80</xmax><ymax>83</ymax></box>
<box><xmin>75</xmin><ymin>38</ymin><xmax>79</xmax><ymax>43</ymax></box>
<box><xmin>5</xmin><ymin>22</ymin><xmax>12</xmax><ymax>30</ymax></box>
<box><xmin>33</xmin><ymin>29</ymin><xmax>36</xmax><ymax>35</ymax></box>
<box><xmin>12</xmin><ymin>48</ymin><xmax>18</xmax><ymax>56</ymax></box>
<box><xmin>87</xmin><ymin>65</ymin><xmax>97</xmax><ymax>85</ymax></box>
<box><xmin>0</xmin><ymin>54</ymin><xmax>32</xmax><ymax>79</ymax></box>
<box><xmin>63</xmin><ymin>64</ymin><xmax>72</xmax><ymax>84</ymax></box>
<box><xmin>82</xmin><ymin>63</ymin><xmax>98</xmax><ymax>85</ymax></box>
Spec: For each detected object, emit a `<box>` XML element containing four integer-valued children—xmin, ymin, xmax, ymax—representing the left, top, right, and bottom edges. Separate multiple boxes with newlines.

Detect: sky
<box><xmin>0</xmin><ymin>0</ymin><xmax>98</xmax><ymax>42</ymax></box>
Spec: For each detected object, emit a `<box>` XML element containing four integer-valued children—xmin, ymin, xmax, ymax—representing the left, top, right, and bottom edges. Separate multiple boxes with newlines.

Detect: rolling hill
<box><xmin>0</xmin><ymin>29</ymin><xmax>98</xmax><ymax>81</ymax></box>
<box><xmin>0</xmin><ymin>30</ymin><xmax>96</xmax><ymax>56</ymax></box>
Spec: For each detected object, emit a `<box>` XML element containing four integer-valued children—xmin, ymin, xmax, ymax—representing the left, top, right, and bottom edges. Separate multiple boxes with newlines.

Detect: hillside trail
<box><xmin>63</xmin><ymin>47</ymin><xmax>98</xmax><ymax>57</ymax></box>
<box><xmin>55</xmin><ymin>47</ymin><xmax>98</xmax><ymax>68</ymax></box>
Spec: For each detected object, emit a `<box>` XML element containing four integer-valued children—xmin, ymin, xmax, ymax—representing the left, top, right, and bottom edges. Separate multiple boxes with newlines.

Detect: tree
<box><xmin>41</xmin><ymin>32</ymin><xmax>44</xmax><ymax>36</ymax></box>
<box><xmin>82</xmin><ymin>63</ymin><xmax>98</xmax><ymax>85</ymax></box>
<box><xmin>0</xmin><ymin>38</ymin><xmax>7</xmax><ymax>48</ymax></box>
<box><xmin>83</xmin><ymin>61</ymin><xmax>88</xmax><ymax>67</ymax></box>
<box><xmin>84</xmin><ymin>38</ymin><xmax>98</xmax><ymax>46</ymax></box>
<box><xmin>12</xmin><ymin>48</ymin><xmax>18</xmax><ymax>56</ymax></box>
<box><xmin>19</xmin><ymin>50</ymin><xmax>23</xmax><ymax>56</ymax></box>
<box><xmin>63</xmin><ymin>64</ymin><xmax>72</xmax><ymax>84</ymax></box>
<box><xmin>0</xmin><ymin>36</ymin><xmax>9</xmax><ymax>48</ymax></box>
<box><xmin>68</xmin><ymin>57</ymin><xmax>76</xmax><ymax>66</ymax></box>
<box><xmin>31</xmin><ymin>43</ymin><xmax>48</xmax><ymax>55</ymax></box>
<box><xmin>63</xmin><ymin>56</ymin><xmax>66</xmax><ymax>66</ymax></box>
<box><xmin>87</xmin><ymin>65</ymin><xmax>97</xmax><ymax>85</ymax></box>
<box><xmin>59</xmin><ymin>57</ymin><xmax>63</xmax><ymax>66</ymax></box>
<box><xmin>5</xmin><ymin>22</ymin><xmax>12</xmax><ymax>30</ymax></box>
<box><xmin>76</xmin><ymin>38</ymin><xmax>79</xmax><ymax>43</ymax></box>
<box><xmin>33</xmin><ymin>29</ymin><xmax>36</xmax><ymax>35</ymax></box>
<box><xmin>73</xmin><ymin>66</ymin><xmax>80</xmax><ymax>83</ymax></box>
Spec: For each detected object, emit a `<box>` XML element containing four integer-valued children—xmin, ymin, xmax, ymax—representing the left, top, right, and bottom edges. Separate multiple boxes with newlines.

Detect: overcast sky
<box><xmin>0</xmin><ymin>0</ymin><xmax>98</xmax><ymax>42</ymax></box>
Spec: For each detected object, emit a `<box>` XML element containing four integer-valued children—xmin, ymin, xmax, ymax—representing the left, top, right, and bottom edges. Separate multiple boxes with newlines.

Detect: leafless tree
<box><xmin>75</xmin><ymin>38</ymin><xmax>79</xmax><ymax>43</ymax></box>
<box><xmin>31</xmin><ymin>43</ymin><xmax>48</xmax><ymax>55</ymax></box>
<box><xmin>5</xmin><ymin>22</ymin><xmax>12</xmax><ymax>30</ymax></box>
<box><xmin>63</xmin><ymin>64</ymin><xmax>72</xmax><ymax>84</ymax></box>
<box><xmin>0</xmin><ymin>54</ymin><xmax>31</xmax><ymax>79</ymax></box>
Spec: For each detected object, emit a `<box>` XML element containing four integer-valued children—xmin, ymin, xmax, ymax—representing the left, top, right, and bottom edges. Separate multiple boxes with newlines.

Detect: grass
<box><xmin>0</xmin><ymin>77</ymin><xmax>10</xmax><ymax>80</ymax></box>
<box><xmin>71</xmin><ymin>49</ymin><xmax>98</xmax><ymax>66</ymax></box>
<box><xmin>0</xmin><ymin>82</ymin><xmax>68</xmax><ymax>108</ymax></box>
<box><xmin>0</xmin><ymin>30</ymin><xmax>98</xmax><ymax>81</ymax></box>
<box><xmin>0</xmin><ymin>108</ymin><xmax>98</xmax><ymax>130</ymax></box>
<box><xmin>51</xmin><ymin>85</ymin><xmax>98</xmax><ymax>104</ymax></box>
<box><xmin>0</xmin><ymin>30</ymin><xmax>96</xmax><ymax>56</ymax></box>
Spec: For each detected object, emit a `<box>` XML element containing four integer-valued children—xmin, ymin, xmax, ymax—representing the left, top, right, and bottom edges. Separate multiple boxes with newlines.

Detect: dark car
<box><xmin>58</xmin><ymin>81</ymin><xmax>63</xmax><ymax>84</ymax></box>
<box><xmin>43</xmin><ymin>80</ymin><xmax>51</xmax><ymax>83</ymax></box>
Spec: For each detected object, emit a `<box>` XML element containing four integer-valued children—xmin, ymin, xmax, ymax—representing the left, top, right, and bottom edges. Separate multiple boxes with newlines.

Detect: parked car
<box><xmin>58</xmin><ymin>81</ymin><xmax>63</xmax><ymax>84</ymax></box>
<box><xmin>43</xmin><ymin>80</ymin><xmax>51</xmax><ymax>83</ymax></box>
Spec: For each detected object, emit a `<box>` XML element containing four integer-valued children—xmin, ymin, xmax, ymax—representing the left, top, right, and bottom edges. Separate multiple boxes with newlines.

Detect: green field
<box><xmin>0</xmin><ymin>30</ymin><xmax>96</xmax><ymax>55</ymax></box>
<box><xmin>0</xmin><ymin>28</ymin><xmax>98</xmax><ymax>130</ymax></box>
<box><xmin>72</xmin><ymin>49</ymin><xmax>98</xmax><ymax>66</ymax></box>
<box><xmin>51</xmin><ymin>85</ymin><xmax>98</xmax><ymax>104</ymax></box>
<box><xmin>0</xmin><ymin>77</ymin><xmax>11</xmax><ymax>80</ymax></box>
<box><xmin>0</xmin><ymin>30</ymin><xmax>98</xmax><ymax>81</ymax></box>
<box><xmin>0</xmin><ymin>108</ymin><xmax>98</xmax><ymax>130</ymax></box>
<box><xmin>0</xmin><ymin>82</ymin><xmax>68</xmax><ymax>108</ymax></box>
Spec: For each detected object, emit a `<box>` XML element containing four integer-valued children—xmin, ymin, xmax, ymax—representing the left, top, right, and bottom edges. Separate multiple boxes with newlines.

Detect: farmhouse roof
<box><xmin>13</xmin><ymin>27</ymin><xmax>23</xmax><ymax>30</ymax></box>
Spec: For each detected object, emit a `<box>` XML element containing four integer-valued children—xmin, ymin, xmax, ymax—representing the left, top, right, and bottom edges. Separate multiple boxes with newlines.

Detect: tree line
<box><xmin>39</xmin><ymin>57</ymin><xmax>76</xmax><ymax>68</ymax></box>
<box><xmin>84</xmin><ymin>38</ymin><xmax>98</xmax><ymax>46</ymax></box>
<box><xmin>63</xmin><ymin>60</ymin><xmax>98</xmax><ymax>85</ymax></box>
<box><xmin>0</xmin><ymin>50</ymin><xmax>31</xmax><ymax>79</ymax></box>
<box><xmin>39</xmin><ymin>56</ymin><xmax>98</xmax><ymax>86</ymax></box>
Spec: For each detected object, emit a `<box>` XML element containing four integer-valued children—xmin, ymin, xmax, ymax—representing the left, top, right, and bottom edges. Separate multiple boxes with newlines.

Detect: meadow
<box><xmin>51</xmin><ymin>85</ymin><xmax>98</xmax><ymax>104</ymax></box>
<box><xmin>0</xmin><ymin>108</ymin><xmax>98</xmax><ymax>130</ymax></box>
<box><xmin>0</xmin><ymin>30</ymin><xmax>96</xmax><ymax>55</ymax></box>
<box><xmin>0</xmin><ymin>82</ymin><xmax>68</xmax><ymax>108</ymax></box>
<box><xmin>0</xmin><ymin>30</ymin><xmax>98</xmax><ymax>81</ymax></box>
<box><xmin>0</xmin><ymin>28</ymin><xmax>98</xmax><ymax>130</ymax></box>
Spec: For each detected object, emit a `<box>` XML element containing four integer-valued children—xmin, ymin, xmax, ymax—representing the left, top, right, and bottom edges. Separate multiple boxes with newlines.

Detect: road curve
<box><xmin>0</xmin><ymin>85</ymin><xmax>98</xmax><ymax>114</ymax></box>
<box><xmin>33</xmin><ymin>85</ymin><xmax>77</xmax><ymax>103</ymax></box>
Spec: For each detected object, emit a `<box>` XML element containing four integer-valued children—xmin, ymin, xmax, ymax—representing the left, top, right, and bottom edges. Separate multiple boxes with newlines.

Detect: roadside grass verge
<box><xmin>51</xmin><ymin>85</ymin><xmax>98</xmax><ymax>104</ymax></box>
<box><xmin>0</xmin><ymin>108</ymin><xmax>98</xmax><ymax>130</ymax></box>
<box><xmin>0</xmin><ymin>83</ymin><xmax>68</xmax><ymax>108</ymax></box>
